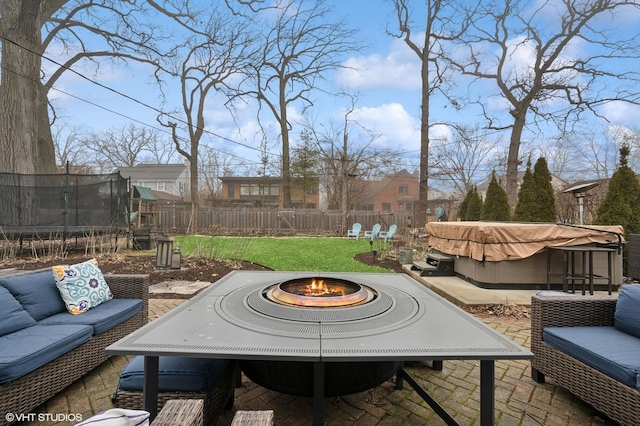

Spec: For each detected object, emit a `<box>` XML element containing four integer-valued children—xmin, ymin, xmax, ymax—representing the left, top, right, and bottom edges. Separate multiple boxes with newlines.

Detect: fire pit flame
<box><xmin>306</xmin><ymin>278</ymin><xmax>344</xmax><ymax>297</ymax></box>
<box><xmin>265</xmin><ymin>277</ymin><xmax>375</xmax><ymax>308</ymax></box>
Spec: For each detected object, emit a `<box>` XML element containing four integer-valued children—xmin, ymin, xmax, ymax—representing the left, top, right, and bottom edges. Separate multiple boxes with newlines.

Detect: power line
<box><xmin>0</xmin><ymin>34</ymin><xmax>281</xmax><ymax>161</ymax></box>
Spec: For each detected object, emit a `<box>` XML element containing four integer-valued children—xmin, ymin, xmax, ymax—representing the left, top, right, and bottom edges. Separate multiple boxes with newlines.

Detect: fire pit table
<box><xmin>106</xmin><ymin>271</ymin><xmax>532</xmax><ymax>425</ymax></box>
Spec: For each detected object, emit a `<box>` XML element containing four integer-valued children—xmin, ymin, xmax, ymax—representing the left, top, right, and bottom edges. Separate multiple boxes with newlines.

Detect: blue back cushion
<box><xmin>614</xmin><ymin>284</ymin><xmax>640</xmax><ymax>339</ymax></box>
<box><xmin>0</xmin><ymin>286</ymin><xmax>36</xmax><ymax>336</ymax></box>
<box><xmin>0</xmin><ymin>271</ymin><xmax>67</xmax><ymax>321</ymax></box>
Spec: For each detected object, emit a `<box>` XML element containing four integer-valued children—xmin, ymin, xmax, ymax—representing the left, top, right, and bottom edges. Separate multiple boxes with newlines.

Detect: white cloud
<box><xmin>599</xmin><ymin>101</ymin><xmax>640</xmax><ymax>125</ymax></box>
<box><xmin>335</xmin><ymin>38</ymin><xmax>421</xmax><ymax>91</ymax></box>
<box><xmin>350</xmin><ymin>103</ymin><xmax>420</xmax><ymax>152</ymax></box>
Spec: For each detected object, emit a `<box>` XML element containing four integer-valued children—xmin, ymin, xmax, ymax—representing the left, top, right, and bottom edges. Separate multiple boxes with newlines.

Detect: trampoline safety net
<box><xmin>0</xmin><ymin>171</ymin><xmax>130</xmax><ymax>238</ymax></box>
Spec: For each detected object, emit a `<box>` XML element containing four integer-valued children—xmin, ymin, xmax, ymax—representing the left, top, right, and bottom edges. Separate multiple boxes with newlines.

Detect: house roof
<box><xmin>219</xmin><ymin>176</ymin><xmax>283</xmax><ymax>183</ymax></box>
<box><xmin>119</xmin><ymin>163</ymin><xmax>188</xmax><ymax>181</ymax></box>
<box><xmin>152</xmin><ymin>190</ymin><xmax>184</xmax><ymax>201</ymax></box>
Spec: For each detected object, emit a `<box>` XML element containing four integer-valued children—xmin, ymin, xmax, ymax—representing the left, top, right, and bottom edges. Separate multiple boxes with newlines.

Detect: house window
<box><xmin>306</xmin><ymin>203</ymin><xmax>316</xmax><ymax>209</ymax></box>
<box><xmin>382</xmin><ymin>203</ymin><xmax>391</xmax><ymax>211</ymax></box>
<box><xmin>399</xmin><ymin>185</ymin><xmax>408</xmax><ymax>194</ymax></box>
<box><xmin>240</xmin><ymin>184</ymin><xmax>280</xmax><ymax>197</ymax></box>
<box><xmin>306</xmin><ymin>186</ymin><xmax>317</xmax><ymax>194</ymax></box>
<box><xmin>228</xmin><ymin>184</ymin><xmax>235</xmax><ymax>199</ymax></box>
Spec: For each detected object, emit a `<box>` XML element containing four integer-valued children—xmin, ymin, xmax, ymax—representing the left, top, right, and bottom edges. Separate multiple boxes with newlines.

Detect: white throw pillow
<box><xmin>75</xmin><ymin>408</ymin><xmax>149</xmax><ymax>426</ymax></box>
<box><xmin>52</xmin><ymin>258</ymin><xmax>113</xmax><ymax>315</ymax></box>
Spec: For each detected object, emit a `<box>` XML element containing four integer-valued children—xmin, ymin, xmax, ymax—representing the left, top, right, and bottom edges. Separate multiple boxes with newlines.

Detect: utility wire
<box><xmin>0</xmin><ymin>34</ymin><xmax>280</xmax><ymax>160</ymax></box>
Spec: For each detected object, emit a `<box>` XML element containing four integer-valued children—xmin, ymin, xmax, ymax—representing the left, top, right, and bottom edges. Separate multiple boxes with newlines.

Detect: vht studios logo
<box><xmin>5</xmin><ymin>412</ymin><xmax>83</xmax><ymax>423</ymax></box>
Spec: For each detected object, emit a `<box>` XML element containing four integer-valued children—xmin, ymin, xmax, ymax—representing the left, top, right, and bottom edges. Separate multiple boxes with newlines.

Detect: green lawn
<box><xmin>174</xmin><ymin>236</ymin><xmax>392</xmax><ymax>273</ymax></box>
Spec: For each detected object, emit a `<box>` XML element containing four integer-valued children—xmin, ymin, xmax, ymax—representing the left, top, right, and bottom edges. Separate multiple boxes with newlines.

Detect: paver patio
<box><xmin>20</xmin><ymin>298</ymin><xmax>616</xmax><ymax>426</ymax></box>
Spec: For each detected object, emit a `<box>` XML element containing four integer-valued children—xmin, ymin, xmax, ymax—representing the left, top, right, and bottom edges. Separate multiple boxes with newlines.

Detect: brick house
<box><xmin>355</xmin><ymin>169</ymin><xmax>459</xmax><ymax>223</ymax></box>
<box><xmin>357</xmin><ymin>169</ymin><xmax>419</xmax><ymax>213</ymax></box>
<box><xmin>219</xmin><ymin>176</ymin><xmax>320</xmax><ymax>208</ymax></box>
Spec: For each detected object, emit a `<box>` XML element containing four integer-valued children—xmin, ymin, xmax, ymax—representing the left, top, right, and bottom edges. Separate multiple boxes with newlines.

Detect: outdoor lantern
<box><xmin>156</xmin><ymin>237</ymin><xmax>174</xmax><ymax>268</ymax></box>
<box><xmin>171</xmin><ymin>247</ymin><xmax>182</xmax><ymax>269</ymax></box>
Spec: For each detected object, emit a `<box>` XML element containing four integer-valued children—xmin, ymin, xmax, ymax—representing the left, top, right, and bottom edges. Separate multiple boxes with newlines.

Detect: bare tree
<box><xmin>138</xmin><ymin>131</ymin><xmax>178</xmax><ymax>165</ymax></box>
<box><xmin>52</xmin><ymin>124</ymin><xmax>93</xmax><ymax>173</ymax></box>
<box><xmin>388</xmin><ymin>0</ymin><xmax>466</xmax><ymax>226</ymax></box>
<box><xmin>158</xmin><ymin>9</ymin><xmax>256</xmax><ymax>232</ymax></box>
<box><xmin>448</xmin><ymin>0</ymin><xmax>640</xmax><ymax>205</ymax></box>
<box><xmin>299</xmin><ymin>106</ymin><xmax>397</xmax><ymax>216</ymax></box>
<box><xmin>238</xmin><ymin>0</ymin><xmax>360</xmax><ymax>208</ymax></box>
<box><xmin>83</xmin><ymin>124</ymin><xmax>165</xmax><ymax>171</ymax></box>
<box><xmin>0</xmin><ymin>1</ymin><xmax>203</xmax><ymax>175</ymax></box>
<box><xmin>429</xmin><ymin>126</ymin><xmax>502</xmax><ymax>198</ymax></box>
<box><xmin>199</xmin><ymin>146</ymin><xmax>245</xmax><ymax>205</ymax></box>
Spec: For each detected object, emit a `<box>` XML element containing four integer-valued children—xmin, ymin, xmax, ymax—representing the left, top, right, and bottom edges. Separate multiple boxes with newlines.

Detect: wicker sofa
<box><xmin>0</xmin><ymin>270</ymin><xmax>148</xmax><ymax>426</ymax></box>
<box><xmin>531</xmin><ymin>290</ymin><xmax>640</xmax><ymax>426</ymax></box>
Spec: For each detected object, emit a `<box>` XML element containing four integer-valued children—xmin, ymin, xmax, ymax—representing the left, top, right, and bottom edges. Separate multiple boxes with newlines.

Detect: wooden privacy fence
<box><xmin>155</xmin><ymin>205</ymin><xmax>414</xmax><ymax>235</ymax></box>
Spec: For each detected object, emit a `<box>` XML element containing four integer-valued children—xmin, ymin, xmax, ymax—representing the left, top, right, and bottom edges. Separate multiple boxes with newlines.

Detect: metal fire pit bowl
<box><xmin>265</xmin><ymin>277</ymin><xmax>376</xmax><ymax>308</ymax></box>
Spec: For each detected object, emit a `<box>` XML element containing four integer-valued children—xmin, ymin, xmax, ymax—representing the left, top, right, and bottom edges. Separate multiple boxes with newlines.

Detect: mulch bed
<box><xmin>1</xmin><ymin>250</ymin><xmax>527</xmax><ymax>317</ymax></box>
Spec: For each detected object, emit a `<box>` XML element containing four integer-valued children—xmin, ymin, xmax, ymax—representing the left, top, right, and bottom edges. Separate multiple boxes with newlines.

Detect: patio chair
<box><xmin>379</xmin><ymin>224</ymin><xmax>397</xmax><ymax>243</ymax></box>
<box><xmin>364</xmin><ymin>223</ymin><xmax>381</xmax><ymax>240</ymax></box>
<box><xmin>347</xmin><ymin>223</ymin><xmax>362</xmax><ymax>239</ymax></box>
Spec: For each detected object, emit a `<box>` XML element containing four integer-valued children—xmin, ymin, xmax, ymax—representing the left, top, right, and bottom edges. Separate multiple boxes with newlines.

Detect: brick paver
<box><xmin>19</xmin><ymin>300</ymin><xmax>618</xmax><ymax>426</ymax></box>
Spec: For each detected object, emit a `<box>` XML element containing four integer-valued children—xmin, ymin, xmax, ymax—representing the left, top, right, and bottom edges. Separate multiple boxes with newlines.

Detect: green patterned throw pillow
<box><xmin>52</xmin><ymin>258</ymin><xmax>113</xmax><ymax>315</ymax></box>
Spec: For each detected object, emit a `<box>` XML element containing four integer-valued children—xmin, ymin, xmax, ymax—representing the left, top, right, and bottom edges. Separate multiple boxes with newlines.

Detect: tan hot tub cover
<box><xmin>426</xmin><ymin>222</ymin><xmax>624</xmax><ymax>262</ymax></box>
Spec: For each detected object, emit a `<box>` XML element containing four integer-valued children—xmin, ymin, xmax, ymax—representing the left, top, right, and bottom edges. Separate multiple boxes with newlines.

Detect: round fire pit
<box><xmin>265</xmin><ymin>277</ymin><xmax>376</xmax><ymax>307</ymax></box>
<box><xmin>240</xmin><ymin>275</ymin><xmax>401</xmax><ymax>397</ymax></box>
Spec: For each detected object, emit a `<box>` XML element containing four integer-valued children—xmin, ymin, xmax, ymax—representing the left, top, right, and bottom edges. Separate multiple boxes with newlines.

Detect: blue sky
<box><xmin>47</xmin><ymin>0</ymin><xmax>640</xmax><ymax>182</ymax></box>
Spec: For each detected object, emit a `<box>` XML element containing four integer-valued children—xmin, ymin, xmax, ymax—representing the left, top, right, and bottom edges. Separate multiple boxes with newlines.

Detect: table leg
<box><xmin>143</xmin><ymin>356</ymin><xmax>159</xmax><ymax>420</ymax></box>
<box><xmin>563</xmin><ymin>251</ymin><xmax>569</xmax><ymax>292</ymax></box>
<box><xmin>581</xmin><ymin>251</ymin><xmax>587</xmax><ymax>296</ymax></box>
<box><xmin>396</xmin><ymin>362</ymin><xmax>404</xmax><ymax>390</ymax></box>
<box><xmin>588</xmin><ymin>250</ymin><xmax>594</xmax><ymax>295</ymax></box>
<box><xmin>313</xmin><ymin>362</ymin><xmax>324</xmax><ymax>426</ymax></box>
<box><xmin>607</xmin><ymin>250</ymin><xmax>613</xmax><ymax>295</ymax></box>
<box><xmin>479</xmin><ymin>360</ymin><xmax>495</xmax><ymax>426</ymax></box>
<box><xmin>546</xmin><ymin>250</ymin><xmax>551</xmax><ymax>290</ymax></box>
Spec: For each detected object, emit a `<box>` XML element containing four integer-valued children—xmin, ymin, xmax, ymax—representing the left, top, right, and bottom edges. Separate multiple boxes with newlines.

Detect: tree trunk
<box><xmin>506</xmin><ymin>110</ymin><xmax>527</xmax><ymax>207</ymax></box>
<box><xmin>417</xmin><ymin>41</ymin><xmax>430</xmax><ymax>228</ymax></box>
<box><xmin>280</xmin><ymin>105</ymin><xmax>292</xmax><ymax>208</ymax></box>
<box><xmin>0</xmin><ymin>0</ymin><xmax>55</xmax><ymax>174</ymax></box>
<box><xmin>189</xmin><ymin>152</ymin><xmax>198</xmax><ymax>233</ymax></box>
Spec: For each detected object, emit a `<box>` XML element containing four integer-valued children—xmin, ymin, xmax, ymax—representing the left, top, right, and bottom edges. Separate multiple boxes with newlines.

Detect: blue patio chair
<box><xmin>364</xmin><ymin>223</ymin><xmax>381</xmax><ymax>240</ymax></box>
<box><xmin>379</xmin><ymin>224</ymin><xmax>397</xmax><ymax>243</ymax></box>
<box><xmin>346</xmin><ymin>223</ymin><xmax>362</xmax><ymax>239</ymax></box>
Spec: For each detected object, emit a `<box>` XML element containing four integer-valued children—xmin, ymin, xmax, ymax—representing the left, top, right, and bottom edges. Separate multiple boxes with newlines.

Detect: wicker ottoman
<box><xmin>113</xmin><ymin>356</ymin><xmax>235</xmax><ymax>425</ymax></box>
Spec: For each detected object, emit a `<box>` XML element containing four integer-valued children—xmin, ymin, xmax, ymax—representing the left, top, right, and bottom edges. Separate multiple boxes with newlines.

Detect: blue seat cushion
<box><xmin>614</xmin><ymin>284</ymin><xmax>640</xmax><ymax>339</ymax></box>
<box><xmin>40</xmin><ymin>299</ymin><xmax>142</xmax><ymax>335</ymax></box>
<box><xmin>543</xmin><ymin>326</ymin><xmax>640</xmax><ymax>389</ymax></box>
<box><xmin>0</xmin><ymin>323</ymin><xmax>93</xmax><ymax>384</ymax></box>
<box><xmin>0</xmin><ymin>271</ymin><xmax>67</xmax><ymax>321</ymax></box>
<box><xmin>0</xmin><ymin>286</ymin><xmax>36</xmax><ymax>336</ymax></box>
<box><xmin>118</xmin><ymin>356</ymin><xmax>232</xmax><ymax>393</ymax></box>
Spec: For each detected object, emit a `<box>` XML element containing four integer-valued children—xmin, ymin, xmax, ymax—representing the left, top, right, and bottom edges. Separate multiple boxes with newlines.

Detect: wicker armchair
<box><xmin>1</xmin><ymin>273</ymin><xmax>148</xmax><ymax>426</ymax></box>
<box><xmin>531</xmin><ymin>295</ymin><xmax>640</xmax><ymax>426</ymax></box>
<box><xmin>113</xmin><ymin>359</ymin><xmax>236</xmax><ymax>426</ymax></box>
